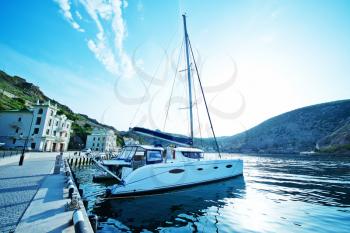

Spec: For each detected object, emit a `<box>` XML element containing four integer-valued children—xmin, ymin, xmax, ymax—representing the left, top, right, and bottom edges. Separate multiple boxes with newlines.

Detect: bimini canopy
<box><xmin>131</xmin><ymin>127</ymin><xmax>193</xmax><ymax>146</ymax></box>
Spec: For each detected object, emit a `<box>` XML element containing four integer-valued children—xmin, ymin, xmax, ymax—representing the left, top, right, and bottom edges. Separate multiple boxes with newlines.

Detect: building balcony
<box><xmin>55</xmin><ymin>137</ymin><xmax>66</xmax><ymax>143</ymax></box>
<box><xmin>56</xmin><ymin>126</ymin><xmax>68</xmax><ymax>132</ymax></box>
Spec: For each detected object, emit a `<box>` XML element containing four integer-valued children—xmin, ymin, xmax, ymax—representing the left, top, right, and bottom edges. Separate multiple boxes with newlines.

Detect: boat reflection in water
<box><xmin>93</xmin><ymin>176</ymin><xmax>245</xmax><ymax>232</ymax></box>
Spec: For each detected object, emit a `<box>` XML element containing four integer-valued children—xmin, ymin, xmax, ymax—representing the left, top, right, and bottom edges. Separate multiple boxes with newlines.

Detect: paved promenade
<box><xmin>0</xmin><ymin>152</ymin><xmax>93</xmax><ymax>233</ymax></box>
<box><xmin>0</xmin><ymin>153</ymin><xmax>56</xmax><ymax>232</ymax></box>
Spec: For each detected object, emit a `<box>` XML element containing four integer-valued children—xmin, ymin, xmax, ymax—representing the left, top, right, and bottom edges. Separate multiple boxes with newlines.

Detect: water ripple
<box><xmin>73</xmin><ymin>154</ymin><xmax>350</xmax><ymax>233</ymax></box>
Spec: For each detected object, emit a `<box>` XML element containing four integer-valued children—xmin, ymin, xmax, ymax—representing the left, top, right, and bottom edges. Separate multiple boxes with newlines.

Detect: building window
<box><xmin>66</xmin><ymin>124</ymin><xmax>69</xmax><ymax>128</ymax></box>
<box><xmin>50</xmin><ymin>110</ymin><xmax>53</xmax><ymax>116</ymax></box>
<box><xmin>93</xmin><ymin>137</ymin><xmax>95</xmax><ymax>141</ymax></box>
<box><xmin>31</xmin><ymin>143</ymin><xmax>36</xmax><ymax>149</ymax></box>
<box><xmin>13</xmin><ymin>139</ymin><xmax>16</xmax><ymax>144</ymax></box>
<box><xmin>97</xmin><ymin>143</ymin><xmax>100</xmax><ymax>147</ymax></box>
<box><xmin>18</xmin><ymin>117</ymin><xmax>22</xmax><ymax>122</ymax></box>
<box><xmin>46</xmin><ymin>129</ymin><xmax>50</xmax><ymax>135</ymax></box>
<box><xmin>92</xmin><ymin>143</ymin><xmax>95</xmax><ymax>147</ymax></box>
<box><xmin>33</xmin><ymin>128</ymin><xmax>39</xmax><ymax>134</ymax></box>
<box><xmin>98</xmin><ymin>138</ymin><xmax>100</xmax><ymax>141</ymax></box>
<box><xmin>60</xmin><ymin>132</ymin><xmax>63</xmax><ymax>137</ymax></box>
<box><xmin>36</xmin><ymin>117</ymin><xmax>41</xmax><ymax>125</ymax></box>
<box><xmin>53</xmin><ymin>131</ymin><xmax>56</xmax><ymax>136</ymax></box>
<box><xmin>56</xmin><ymin>121</ymin><xmax>58</xmax><ymax>126</ymax></box>
<box><xmin>62</xmin><ymin>123</ymin><xmax>64</xmax><ymax>127</ymax></box>
<box><xmin>15</xmin><ymin>128</ymin><xmax>19</xmax><ymax>133</ymax></box>
<box><xmin>48</xmin><ymin>119</ymin><xmax>52</xmax><ymax>126</ymax></box>
<box><xmin>38</xmin><ymin>108</ymin><xmax>43</xmax><ymax>114</ymax></box>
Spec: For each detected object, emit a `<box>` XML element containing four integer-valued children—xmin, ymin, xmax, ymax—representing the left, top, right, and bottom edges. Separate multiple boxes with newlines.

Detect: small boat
<box><xmin>105</xmin><ymin>15</ymin><xmax>243</xmax><ymax>198</ymax></box>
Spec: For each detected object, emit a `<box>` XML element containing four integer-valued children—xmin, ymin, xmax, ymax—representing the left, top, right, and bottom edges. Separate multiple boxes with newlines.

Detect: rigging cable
<box><xmin>129</xmin><ymin>27</ymin><xmax>179</xmax><ymax>128</ymax></box>
<box><xmin>188</xmin><ymin>39</ymin><xmax>221</xmax><ymax>158</ymax></box>
<box><xmin>192</xmin><ymin>66</ymin><xmax>204</xmax><ymax>148</ymax></box>
<box><xmin>163</xmin><ymin>38</ymin><xmax>185</xmax><ymax>131</ymax></box>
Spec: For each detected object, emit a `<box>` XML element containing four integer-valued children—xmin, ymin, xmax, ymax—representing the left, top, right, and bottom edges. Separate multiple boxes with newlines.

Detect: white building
<box><xmin>0</xmin><ymin>101</ymin><xmax>72</xmax><ymax>151</ymax></box>
<box><xmin>86</xmin><ymin>127</ymin><xmax>117</xmax><ymax>152</ymax></box>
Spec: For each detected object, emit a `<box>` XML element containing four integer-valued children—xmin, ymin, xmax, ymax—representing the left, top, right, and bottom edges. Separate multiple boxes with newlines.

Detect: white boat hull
<box><xmin>110</xmin><ymin>159</ymin><xmax>243</xmax><ymax>197</ymax></box>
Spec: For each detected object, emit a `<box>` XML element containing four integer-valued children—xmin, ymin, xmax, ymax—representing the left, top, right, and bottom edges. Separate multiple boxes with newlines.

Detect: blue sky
<box><xmin>0</xmin><ymin>0</ymin><xmax>350</xmax><ymax>137</ymax></box>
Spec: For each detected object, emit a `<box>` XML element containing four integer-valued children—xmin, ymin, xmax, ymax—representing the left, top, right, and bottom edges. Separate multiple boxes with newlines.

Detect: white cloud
<box><xmin>55</xmin><ymin>0</ymin><xmax>135</xmax><ymax>77</ymax></box>
<box><xmin>123</xmin><ymin>0</ymin><xmax>128</xmax><ymax>9</ymax></box>
<box><xmin>75</xmin><ymin>11</ymin><xmax>83</xmax><ymax>20</ymax></box>
<box><xmin>76</xmin><ymin>0</ymin><xmax>134</xmax><ymax>78</ymax></box>
<box><xmin>55</xmin><ymin>0</ymin><xmax>84</xmax><ymax>32</ymax></box>
<box><xmin>137</xmin><ymin>1</ymin><xmax>143</xmax><ymax>12</ymax></box>
<box><xmin>87</xmin><ymin>38</ymin><xmax>120</xmax><ymax>75</ymax></box>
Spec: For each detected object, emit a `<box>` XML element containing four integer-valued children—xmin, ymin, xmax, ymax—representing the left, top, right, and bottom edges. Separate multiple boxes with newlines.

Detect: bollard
<box><xmin>105</xmin><ymin>188</ymin><xmax>112</xmax><ymax>197</ymax></box>
<box><xmin>73</xmin><ymin>210</ymin><xmax>89</xmax><ymax>233</ymax></box>
<box><xmin>68</xmin><ymin>184</ymin><xmax>75</xmax><ymax>199</ymax></box>
<box><xmin>66</xmin><ymin>179</ymin><xmax>74</xmax><ymax>188</ymax></box>
<box><xmin>82</xmin><ymin>198</ymin><xmax>88</xmax><ymax>209</ymax></box>
<box><xmin>78</xmin><ymin>188</ymin><xmax>83</xmax><ymax>197</ymax></box>
<box><xmin>88</xmin><ymin>214</ymin><xmax>98</xmax><ymax>233</ymax></box>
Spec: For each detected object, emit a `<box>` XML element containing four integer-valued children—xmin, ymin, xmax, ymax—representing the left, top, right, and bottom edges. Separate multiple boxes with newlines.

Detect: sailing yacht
<box><xmin>105</xmin><ymin>15</ymin><xmax>243</xmax><ymax>198</ymax></box>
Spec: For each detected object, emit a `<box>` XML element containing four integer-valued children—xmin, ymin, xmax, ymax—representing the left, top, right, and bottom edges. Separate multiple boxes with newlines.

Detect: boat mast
<box><xmin>182</xmin><ymin>14</ymin><xmax>194</xmax><ymax>145</ymax></box>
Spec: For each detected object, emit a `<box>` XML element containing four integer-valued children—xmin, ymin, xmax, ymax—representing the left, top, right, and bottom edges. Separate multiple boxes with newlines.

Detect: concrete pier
<box><xmin>0</xmin><ymin>152</ymin><xmax>93</xmax><ymax>233</ymax></box>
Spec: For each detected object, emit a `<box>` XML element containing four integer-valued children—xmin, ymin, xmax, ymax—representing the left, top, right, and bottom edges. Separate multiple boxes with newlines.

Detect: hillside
<box><xmin>0</xmin><ymin>70</ymin><xmax>123</xmax><ymax>149</ymax></box>
<box><xmin>218</xmin><ymin>100</ymin><xmax>350</xmax><ymax>154</ymax></box>
<box><xmin>2</xmin><ymin>70</ymin><xmax>348</xmax><ymax>154</ymax></box>
<box><xmin>121</xmin><ymin>100</ymin><xmax>350</xmax><ymax>154</ymax></box>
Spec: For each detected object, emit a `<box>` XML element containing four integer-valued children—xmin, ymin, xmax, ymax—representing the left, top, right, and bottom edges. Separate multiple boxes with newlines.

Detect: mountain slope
<box><xmin>316</xmin><ymin>117</ymin><xmax>350</xmax><ymax>153</ymax></box>
<box><xmin>219</xmin><ymin>100</ymin><xmax>350</xmax><ymax>154</ymax></box>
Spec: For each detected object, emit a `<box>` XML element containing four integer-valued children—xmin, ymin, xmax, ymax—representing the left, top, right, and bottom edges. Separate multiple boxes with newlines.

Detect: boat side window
<box><xmin>146</xmin><ymin>150</ymin><xmax>162</xmax><ymax>164</ymax></box>
<box><xmin>118</xmin><ymin>147</ymin><xmax>137</xmax><ymax>160</ymax></box>
<box><xmin>182</xmin><ymin>152</ymin><xmax>203</xmax><ymax>159</ymax></box>
<box><xmin>133</xmin><ymin>151</ymin><xmax>145</xmax><ymax>161</ymax></box>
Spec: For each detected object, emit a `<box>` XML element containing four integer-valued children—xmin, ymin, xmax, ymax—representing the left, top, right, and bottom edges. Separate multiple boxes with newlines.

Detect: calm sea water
<box><xmin>73</xmin><ymin>154</ymin><xmax>350</xmax><ymax>233</ymax></box>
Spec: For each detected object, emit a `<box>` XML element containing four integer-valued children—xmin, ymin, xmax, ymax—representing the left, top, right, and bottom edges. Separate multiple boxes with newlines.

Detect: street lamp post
<box><xmin>19</xmin><ymin>110</ymin><xmax>35</xmax><ymax>166</ymax></box>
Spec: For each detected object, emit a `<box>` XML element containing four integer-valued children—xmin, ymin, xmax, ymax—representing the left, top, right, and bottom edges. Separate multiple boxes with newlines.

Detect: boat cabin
<box><xmin>102</xmin><ymin>145</ymin><xmax>164</xmax><ymax>167</ymax></box>
<box><xmin>170</xmin><ymin>147</ymin><xmax>204</xmax><ymax>161</ymax></box>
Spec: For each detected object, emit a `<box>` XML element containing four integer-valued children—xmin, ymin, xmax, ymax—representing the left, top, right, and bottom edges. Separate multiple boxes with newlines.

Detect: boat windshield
<box><xmin>182</xmin><ymin>151</ymin><xmax>203</xmax><ymax>159</ymax></box>
<box><xmin>117</xmin><ymin>147</ymin><xmax>137</xmax><ymax>161</ymax></box>
<box><xmin>146</xmin><ymin>150</ymin><xmax>163</xmax><ymax>164</ymax></box>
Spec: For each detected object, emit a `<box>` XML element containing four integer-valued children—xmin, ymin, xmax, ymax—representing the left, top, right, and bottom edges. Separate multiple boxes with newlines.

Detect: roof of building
<box><xmin>0</xmin><ymin>109</ymin><xmax>32</xmax><ymax>114</ymax></box>
<box><xmin>90</xmin><ymin>127</ymin><xmax>115</xmax><ymax>135</ymax></box>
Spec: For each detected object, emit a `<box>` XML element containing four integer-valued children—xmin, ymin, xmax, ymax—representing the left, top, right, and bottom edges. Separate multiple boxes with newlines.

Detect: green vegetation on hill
<box><xmin>124</xmin><ymin>100</ymin><xmax>350</xmax><ymax>155</ymax></box>
<box><xmin>0</xmin><ymin>70</ymin><xmax>123</xmax><ymax>149</ymax></box>
<box><xmin>316</xmin><ymin>117</ymin><xmax>350</xmax><ymax>153</ymax></box>
<box><xmin>217</xmin><ymin>100</ymin><xmax>350</xmax><ymax>154</ymax></box>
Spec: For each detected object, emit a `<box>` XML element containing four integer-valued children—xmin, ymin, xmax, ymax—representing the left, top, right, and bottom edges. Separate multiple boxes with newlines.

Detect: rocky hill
<box><xmin>0</xmin><ymin>70</ymin><xmax>123</xmax><ymax>149</ymax></box>
<box><xmin>218</xmin><ymin>100</ymin><xmax>350</xmax><ymax>154</ymax></box>
<box><xmin>120</xmin><ymin>100</ymin><xmax>350</xmax><ymax>154</ymax></box>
